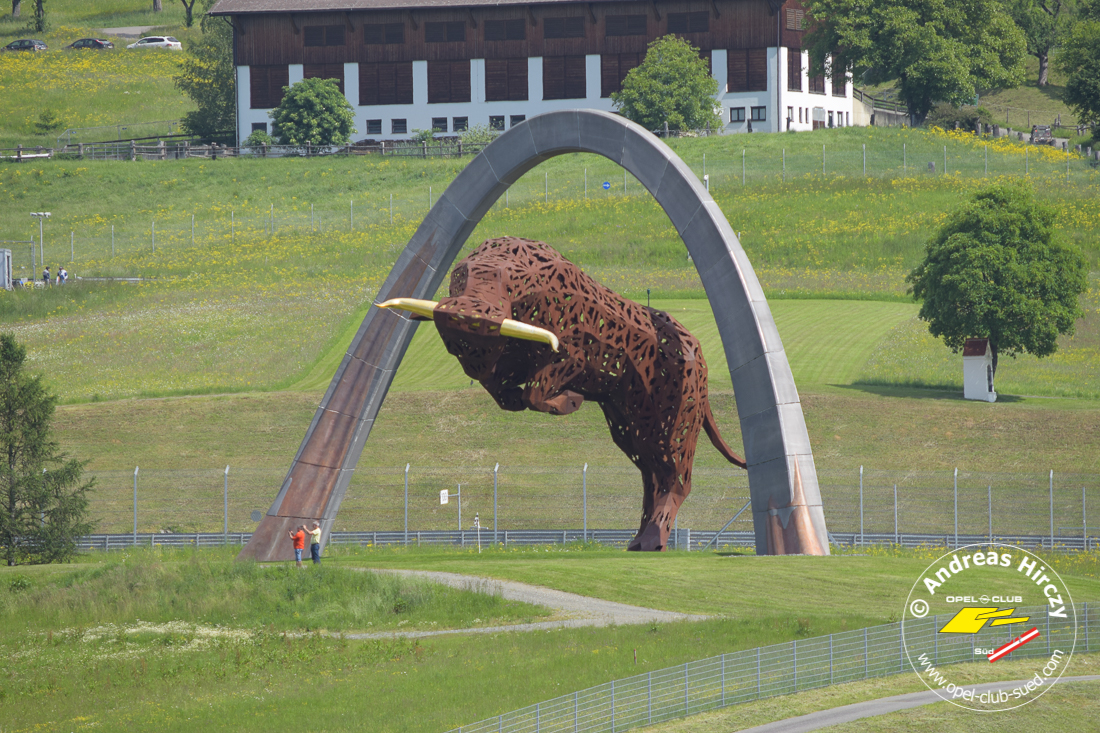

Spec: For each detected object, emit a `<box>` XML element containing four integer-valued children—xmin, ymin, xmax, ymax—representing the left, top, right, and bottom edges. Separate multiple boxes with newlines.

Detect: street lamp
<box><xmin>29</xmin><ymin>212</ymin><xmax>50</xmax><ymax>281</ymax></box>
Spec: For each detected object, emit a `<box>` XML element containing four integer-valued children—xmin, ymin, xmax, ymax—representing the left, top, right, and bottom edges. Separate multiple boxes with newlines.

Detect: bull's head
<box><xmin>378</xmin><ymin>296</ymin><xmax>560</xmax><ymax>381</ymax></box>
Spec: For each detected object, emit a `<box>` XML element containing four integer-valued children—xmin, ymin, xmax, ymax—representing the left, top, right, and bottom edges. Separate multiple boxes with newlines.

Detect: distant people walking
<box><xmin>42</xmin><ymin>266</ymin><xmax>50</xmax><ymax>287</ymax></box>
<box><xmin>309</xmin><ymin>521</ymin><xmax>322</xmax><ymax>564</ymax></box>
<box><xmin>288</xmin><ymin>524</ymin><xmax>306</xmax><ymax>568</ymax></box>
<box><xmin>59</xmin><ymin>267</ymin><xmax>67</xmax><ymax>285</ymax></box>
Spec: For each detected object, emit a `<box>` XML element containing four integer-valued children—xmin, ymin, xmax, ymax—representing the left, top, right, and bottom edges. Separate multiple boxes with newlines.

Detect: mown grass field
<box><xmin>1</xmin><ymin>545</ymin><xmax>1097</xmax><ymax>732</ymax></box>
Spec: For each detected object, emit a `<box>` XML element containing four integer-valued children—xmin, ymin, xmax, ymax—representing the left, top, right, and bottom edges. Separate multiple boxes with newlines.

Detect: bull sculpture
<box><xmin>381</xmin><ymin>237</ymin><xmax>745</xmax><ymax>551</ymax></box>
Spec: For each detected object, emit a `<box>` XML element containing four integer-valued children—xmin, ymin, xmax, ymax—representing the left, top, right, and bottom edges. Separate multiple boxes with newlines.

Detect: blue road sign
<box><xmin>602</xmin><ymin>181</ymin><xmax>611</xmax><ymax>190</ymax></box>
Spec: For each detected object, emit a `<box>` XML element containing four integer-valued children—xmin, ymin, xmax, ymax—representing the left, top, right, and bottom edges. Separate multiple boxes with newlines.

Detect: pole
<box><xmin>191</xmin><ymin>214</ymin><xmax>194</xmax><ymax>245</ymax></box>
<box><xmin>223</xmin><ymin>465</ymin><xmax>229</xmax><ymax>539</ymax></box>
<box><xmin>943</xmin><ymin>145</ymin><xmax>947</xmax><ymax>175</ymax></box>
<box><xmin>350</xmin><ymin>200</ymin><xmax>354</xmax><ymax>231</ymax></box>
<box><xmin>782</xmin><ymin>148</ymin><xmax>785</xmax><ymax>182</ymax></box>
<box><xmin>151</xmin><ymin>220</ymin><xmax>155</xmax><ymax>252</ymax></box>
<box><xmin>584</xmin><ymin>168</ymin><xmax>587</xmax><ymax>199</ymax></box>
<box><xmin>1026</xmin><ymin>147</ymin><xmax>1029</xmax><ymax>175</ymax></box>
<box><xmin>903</xmin><ymin>143</ymin><xmax>906</xmax><ymax>175</ymax></box>
<box><xmin>39</xmin><ymin>216</ymin><xmax>43</xmax><ymax>267</ymax></box>
<box><xmin>742</xmin><ymin>149</ymin><xmax>745</xmax><ymax>185</ymax></box>
<box><xmin>1050</xmin><ymin>469</ymin><xmax>1054</xmax><ymax>549</ymax></box>
<box><xmin>954</xmin><ymin>468</ymin><xmax>958</xmax><ymax>548</ymax></box>
<box><xmin>133</xmin><ymin>466</ymin><xmax>139</xmax><ymax>543</ymax></box>
<box><xmin>703</xmin><ymin>152</ymin><xmax>706</xmax><ymax>178</ymax></box>
<box><xmin>1085</xmin><ymin>486</ymin><xmax>1088</xmax><ymax>550</ymax></box>
<box><xmin>404</xmin><ymin>463</ymin><xmax>410</xmax><ymax>545</ymax></box>
<box><xmin>70</xmin><ymin>231</ymin><xmax>73</xmax><ymax>262</ymax></box>
<box><xmin>493</xmin><ymin>462</ymin><xmax>499</xmax><ymax>543</ymax></box>
<box><xmin>859</xmin><ymin>465</ymin><xmax>864</xmax><ymax>546</ymax></box>
<box><xmin>985</xmin><ymin>144</ymin><xmax>988</xmax><ymax>176</ymax></box>
<box><xmin>270</xmin><ymin>203</ymin><xmax>274</xmax><ymax>234</ymax></box>
<box><xmin>822</xmin><ymin>144</ymin><xmax>825</xmax><ymax>176</ymax></box>
<box><xmin>390</xmin><ymin>193</ymin><xmax>393</xmax><ymax>224</ymax></box>
<box><xmin>545</xmin><ymin>172</ymin><xmax>548</xmax><ymax>202</ymax></box>
<box><xmin>457</xmin><ymin>483</ymin><xmax>462</xmax><ymax>531</ymax></box>
<box><xmin>583</xmin><ymin>463</ymin><xmax>588</xmax><ymax>541</ymax></box>
<box><xmin>862</xmin><ymin>143</ymin><xmax>866</xmax><ymax>176</ymax></box>
<box><xmin>231</xmin><ymin>212</ymin><xmax>234</xmax><ymax>242</ymax></box>
<box><xmin>311</xmin><ymin>203</ymin><xmax>314</xmax><ymax>232</ymax></box>
<box><xmin>894</xmin><ymin>484</ymin><xmax>898</xmax><ymax>545</ymax></box>
<box><xmin>111</xmin><ymin>225</ymin><xmax>114</xmax><ymax>257</ymax></box>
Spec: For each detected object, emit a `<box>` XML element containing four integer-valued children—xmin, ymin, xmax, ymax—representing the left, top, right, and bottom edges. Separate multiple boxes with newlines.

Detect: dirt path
<box><xmin>343</xmin><ymin>569</ymin><xmax>710</xmax><ymax>640</ymax></box>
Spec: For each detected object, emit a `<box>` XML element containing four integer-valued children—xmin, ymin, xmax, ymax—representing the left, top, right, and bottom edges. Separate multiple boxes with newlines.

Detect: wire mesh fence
<box><xmin>447</xmin><ymin>602</ymin><xmax>1093</xmax><ymax>733</ymax></box>
<box><xmin>83</xmin><ymin>465</ymin><xmax>1100</xmax><ymax>549</ymax></box>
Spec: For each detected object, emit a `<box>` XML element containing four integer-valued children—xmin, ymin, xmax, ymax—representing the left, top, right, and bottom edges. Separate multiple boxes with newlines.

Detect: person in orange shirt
<box><xmin>288</xmin><ymin>524</ymin><xmax>307</xmax><ymax>568</ymax></box>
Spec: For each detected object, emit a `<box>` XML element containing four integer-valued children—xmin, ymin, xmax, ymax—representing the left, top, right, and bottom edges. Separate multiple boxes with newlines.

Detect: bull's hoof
<box><xmin>628</xmin><ymin>523</ymin><xmax>666</xmax><ymax>551</ymax></box>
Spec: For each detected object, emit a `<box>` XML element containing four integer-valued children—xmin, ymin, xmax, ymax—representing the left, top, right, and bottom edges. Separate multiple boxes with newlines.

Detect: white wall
<box><xmin>237</xmin><ymin>48</ymin><xmax>861</xmax><ymax>143</ymax></box>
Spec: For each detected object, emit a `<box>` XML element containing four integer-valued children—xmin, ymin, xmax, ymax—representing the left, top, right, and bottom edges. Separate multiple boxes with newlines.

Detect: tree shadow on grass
<box><xmin>837</xmin><ymin>382</ymin><xmax>1025</xmax><ymax>403</ymax></box>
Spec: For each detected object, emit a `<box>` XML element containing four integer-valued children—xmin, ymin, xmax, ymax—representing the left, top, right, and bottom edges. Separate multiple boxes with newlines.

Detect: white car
<box><xmin>127</xmin><ymin>36</ymin><xmax>182</xmax><ymax>50</ymax></box>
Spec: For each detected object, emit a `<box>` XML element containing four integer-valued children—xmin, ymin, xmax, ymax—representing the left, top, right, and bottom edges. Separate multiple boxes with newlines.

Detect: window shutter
<box><xmin>787</xmin><ymin>49</ymin><xmax>802</xmax><ymax>92</ymax></box>
<box><xmin>250</xmin><ymin>66</ymin><xmax>269</xmax><ymax>108</ymax></box>
<box><xmin>303</xmin><ymin>26</ymin><xmax>324</xmax><ymax>47</ymax></box>
<box><xmin>543</xmin><ymin>56</ymin><xmax>565</xmax><ymax>100</ymax></box>
<box><xmin>486</xmin><ymin>59</ymin><xmax>509</xmax><ymax>101</ymax></box>
<box><xmin>564</xmin><ymin>55</ymin><xmax>586</xmax><ymax>99</ymax></box>
<box><xmin>727</xmin><ymin>50</ymin><xmax>748</xmax><ymax>92</ymax></box>
<box><xmin>507</xmin><ymin>59</ymin><xmax>528</xmax><ymax>100</ymax></box>
<box><xmin>395</xmin><ymin>63</ymin><xmax>413</xmax><ymax>104</ymax></box>
<box><xmin>747</xmin><ymin>48</ymin><xmax>768</xmax><ymax>92</ymax></box>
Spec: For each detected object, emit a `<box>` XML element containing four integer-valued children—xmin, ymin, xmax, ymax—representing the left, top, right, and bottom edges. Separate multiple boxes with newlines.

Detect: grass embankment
<box><xmin>1</xmin><ymin>546</ymin><xmax>1097</xmax><ymax>731</ymax></box>
<box><xmin>0</xmin><ymin>0</ymin><xmax>198</xmax><ymax>148</ymax></box>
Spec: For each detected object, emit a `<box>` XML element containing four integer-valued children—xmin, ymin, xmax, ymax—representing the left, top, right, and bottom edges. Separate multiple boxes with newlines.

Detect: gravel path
<box><xmin>344</xmin><ymin>569</ymin><xmax>710</xmax><ymax>640</ymax></box>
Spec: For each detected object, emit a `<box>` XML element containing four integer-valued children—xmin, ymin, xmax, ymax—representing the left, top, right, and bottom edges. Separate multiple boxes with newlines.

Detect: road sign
<box><xmin>440</xmin><ymin>489</ymin><xmax>449</xmax><ymax>505</ymax></box>
<box><xmin>602</xmin><ymin>181</ymin><xmax>610</xmax><ymax>190</ymax></box>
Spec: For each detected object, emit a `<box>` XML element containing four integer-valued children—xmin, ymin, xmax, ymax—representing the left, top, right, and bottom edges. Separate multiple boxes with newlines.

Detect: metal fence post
<box><xmin>610</xmin><ymin>680</ymin><xmax>615</xmax><ymax>733</ymax></box>
<box><xmin>720</xmin><ymin>654</ymin><xmax>726</xmax><ymax>706</ymax></box>
<box><xmin>829</xmin><ymin>634</ymin><xmax>833</xmax><ymax>684</ymax></box>
<box><xmin>954</xmin><ymin>467</ymin><xmax>958</xmax><ymax>549</ymax></box>
<box><xmin>1084</xmin><ymin>486</ymin><xmax>1088</xmax><ymax>550</ymax></box>
<box><xmin>648</xmin><ymin>671</ymin><xmax>652</xmax><ymax>724</ymax></box>
<box><xmin>1085</xmin><ymin>601</ymin><xmax>1090</xmax><ymax>651</ymax></box>
<box><xmin>863</xmin><ymin>627</ymin><xmax>869</xmax><ymax>678</ymax></box>
<box><xmin>536</xmin><ymin>702</ymin><xmax>540</xmax><ymax>733</ymax></box>
<box><xmin>989</xmin><ymin>485</ymin><xmax>993</xmax><ymax>541</ymax></box>
<box><xmin>574</xmin><ymin>690</ymin><xmax>579</xmax><ymax>733</ymax></box>
<box><xmin>111</xmin><ymin>224</ymin><xmax>114</xmax><ymax>256</ymax></box>
<box><xmin>151</xmin><ymin>219</ymin><xmax>155</xmax><ymax>252</ymax></box>
<box><xmin>782</xmin><ymin>148</ymin><xmax>786</xmax><ymax>182</ymax></box>
<box><xmin>133</xmin><ymin>466</ymin><xmax>139</xmax><ymax>544</ymax></box>
<box><xmin>404</xmin><ymin>463</ymin><xmax>410</xmax><ymax>546</ymax></box>
<box><xmin>70</xmin><ymin>231</ymin><xmax>73</xmax><ymax>262</ymax></box>
<box><xmin>756</xmin><ymin>647</ymin><xmax>761</xmax><ymax>698</ymax></box>
<box><xmin>742</xmin><ymin>148</ymin><xmax>745</xmax><ymax>185</ymax></box>
<box><xmin>1051</xmin><ymin>469</ymin><xmax>1055</xmax><ymax>549</ymax></box>
<box><xmin>493</xmin><ymin>463</ymin><xmax>498</xmax><ymax>544</ymax></box>
<box><xmin>191</xmin><ymin>214</ymin><xmax>194</xmax><ymax>245</ymax></box>
<box><xmin>862</xmin><ymin>143</ymin><xmax>866</xmax><ymax>176</ymax></box>
<box><xmin>223</xmin><ymin>465</ymin><xmax>229</xmax><ymax>541</ymax></box>
<box><xmin>894</xmin><ymin>484</ymin><xmax>898</xmax><ymax>545</ymax></box>
<box><xmin>583</xmin><ymin>463</ymin><xmax>588</xmax><ymax>542</ymax></box>
<box><xmin>859</xmin><ymin>466</ymin><xmax>864</xmax><ymax>546</ymax></box>
<box><xmin>792</xmin><ymin>640</ymin><xmax>797</xmax><ymax>691</ymax></box>
<box><xmin>684</xmin><ymin>661</ymin><xmax>689</xmax><ymax>715</ymax></box>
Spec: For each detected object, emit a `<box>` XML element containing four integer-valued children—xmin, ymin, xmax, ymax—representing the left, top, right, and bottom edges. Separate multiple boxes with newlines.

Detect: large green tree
<box><xmin>270</xmin><ymin>77</ymin><xmax>356</xmax><ymax>145</ymax></box>
<box><xmin>1057</xmin><ymin>0</ymin><xmax>1100</xmax><ymax>125</ymax></box>
<box><xmin>174</xmin><ymin>0</ymin><xmax>235</xmax><ymax>141</ymax></box>
<box><xmin>611</xmin><ymin>35</ymin><xmax>721</xmax><ymax>133</ymax></box>
<box><xmin>802</xmin><ymin>0</ymin><xmax>1027</xmax><ymax>122</ymax></box>
<box><xmin>1007</xmin><ymin>0</ymin><xmax>1075</xmax><ymax>86</ymax></box>
<box><xmin>906</xmin><ymin>184</ymin><xmax>1088</xmax><ymax>380</ymax></box>
<box><xmin>0</xmin><ymin>334</ymin><xmax>93</xmax><ymax>566</ymax></box>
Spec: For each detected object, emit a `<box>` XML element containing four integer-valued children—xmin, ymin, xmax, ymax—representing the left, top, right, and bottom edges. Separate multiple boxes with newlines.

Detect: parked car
<box><xmin>126</xmin><ymin>36</ymin><xmax>182</xmax><ymax>50</ymax></box>
<box><xmin>3</xmin><ymin>39</ymin><xmax>47</xmax><ymax>52</ymax></box>
<box><xmin>67</xmin><ymin>38</ymin><xmax>114</xmax><ymax>50</ymax></box>
<box><xmin>1030</xmin><ymin>125</ymin><xmax>1054</xmax><ymax>146</ymax></box>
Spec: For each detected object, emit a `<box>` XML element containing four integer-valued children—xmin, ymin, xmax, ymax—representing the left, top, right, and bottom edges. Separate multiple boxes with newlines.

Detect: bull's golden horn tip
<box><xmin>377</xmin><ymin>298</ymin><xmax>438</xmax><ymax>319</ymax></box>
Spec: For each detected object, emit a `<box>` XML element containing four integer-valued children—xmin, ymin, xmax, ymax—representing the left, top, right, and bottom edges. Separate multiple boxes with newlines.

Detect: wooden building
<box><xmin>208</xmin><ymin>0</ymin><xmax>855</xmax><ymax>142</ymax></box>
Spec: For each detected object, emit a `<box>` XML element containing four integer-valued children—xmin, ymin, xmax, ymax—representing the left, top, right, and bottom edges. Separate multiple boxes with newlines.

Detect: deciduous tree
<box><xmin>611</xmin><ymin>35</ymin><xmax>721</xmax><ymax>133</ymax></box>
<box><xmin>1057</xmin><ymin>0</ymin><xmax>1100</xmax><ymax>125</ymax></box>
<box><xmin>33</xmin><ymin>0</ymin><xmax>45</xmax><ymax>31</ymax></box>
<box><xmin>270</xmin><ymin>78</ymin><xmax>356</xmax><ymax>145</ymax></box>
<box><xmin>802</xmin><ymin>0</ymin><xmax>1027</xmax><ymax>122</ymax></box>
<box><xmin>174</xmin><ymin>1</ymin><xmax>235</xmax><ymax>140</ymax></box>
<box><xmin>1008</xmin><ymin>0</ymin><xmax>1075</xmax><ymax>86</ymax></box>
<box><xmin>0</xmin><ymin>334</ymin><xmax>93</xmax><ymax>566</ymax></box>
<box><xmin>11</xmin><ymin>1</ymin><xmax>20</xmax><ymax>19</ymax></box>
<box><xmin>180</xmin><ymin>0</ymin><xmax>198</xmax><ymax>27</ymax></box>
<box><xmin>906</xmin><ymin>184</ymin><xmax>1088</xmax><ymax>380</ymax></box>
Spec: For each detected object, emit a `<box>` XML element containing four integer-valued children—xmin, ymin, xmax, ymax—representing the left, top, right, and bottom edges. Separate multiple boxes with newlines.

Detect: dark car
<box><xmin>3</xmin><ymin>39</ymin><xmax>47</xmax><ymax>52</ymax></box>
<box><xmin>67</xmin><ymin>38</ymin><xmax>114</xmax><ymax>50</ymax></box>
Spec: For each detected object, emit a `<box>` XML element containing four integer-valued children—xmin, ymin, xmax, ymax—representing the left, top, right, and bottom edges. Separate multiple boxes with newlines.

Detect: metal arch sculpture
<box><xmin>238</xmin><ymin>109</ymin><xmax>829</xmax><ymax>561</ymax></box>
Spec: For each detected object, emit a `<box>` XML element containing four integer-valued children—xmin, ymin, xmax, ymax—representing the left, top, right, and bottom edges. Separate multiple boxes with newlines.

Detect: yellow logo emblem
<box><xmin>939</xmin><ymin>607</ymin><xmax>1030</xmax><ymax>634</ymax></box>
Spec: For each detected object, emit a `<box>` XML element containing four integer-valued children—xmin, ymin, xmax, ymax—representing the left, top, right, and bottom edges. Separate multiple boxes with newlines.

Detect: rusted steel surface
<box><xmin>404</xmin><ymin>237</ymin><xmax>747</xmax><ymax>551</ymax></box>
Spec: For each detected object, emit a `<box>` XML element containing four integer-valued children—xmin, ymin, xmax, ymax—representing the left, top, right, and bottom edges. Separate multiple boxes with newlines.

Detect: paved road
<box><xmin>735</xmin><ymin>675</ymin><xmax>1100</xmax><ymax>733</ymax></box>
<box><xmin>344</xmin><ymin>569</ymin><xmax>709</xmax><ymax>640</ymax></box>
<box><xmin>100</xmin><ymin>26</ymin><xmax>158</xmax><ymax>38</ymax></box>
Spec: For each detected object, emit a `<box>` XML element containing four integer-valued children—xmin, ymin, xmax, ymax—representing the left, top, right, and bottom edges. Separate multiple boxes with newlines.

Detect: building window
<box><xmin>787</xmin><ymin>50</ymin><xmax>802</xmax><ymax>92</ymax></box>
<box><xmin>831</xmin><ymin>56</ymin><xmax>846</xmax><ymax>97</ymax></box>
<box><xmin>485</xmin><ymin>19</ymin><xmax>525</xmax><ymax>41</ymax></box>
<box><xmin>392</xmin><ymin>119</ymin><xmax>407</xmax><ymax>134</ymax></box>
<box><xmin>667</xmin><ymin>12</ymin><xmax>708</xmax><ymax>34</ymax></box>
<box><xmin>304</xmin><ymin>25</ymin><xmax>345</xmax><ymax>47</ymax></box>
<box><xmin>251</xmin><ymin>122</ymin><xmax>267</xmax><ymax>133</ymax></box>
<box><xmin>366</xmin><ymin>119</ymin><xmax>382</xmax><ymax>135</ymax></box>
<box><xmin>428</xmin><ymin>60</ymin><xmax>471</xmax><ymax>103</ymax></box>
<box><xmin>304</xmin><ymin>64</ymin><xmax>345</xmax><ymax>95</ymax></box>
<box><xmin>786</xmin><ymin>8</ymin><xmax>806</xmax><ymax>30</ymax></box>
<box><xmin>605</xmin><ymin>14</ymin><xmax>646</xmax><ymax>37</ymax></box>
<box><xmin>432</xmin><ymin>117</ymin><xmax>448</xmax><ymax>132</ymax></box>
<box><xmin>510</xmin><ymin>114</ymin><xmax>526</xmax><ymax>127</ymax></box>
<box><xmin>363</xmin><ymin>23</ymin><xmax>404</xmax><ymax>45</ymax></box>
<box><xmin>750</xmin><ymin>106</ymin><xmax>766</xmax><ymax>121</ymax></box>
<box><xmin>601</xmin><ymin>52</ymin><xmax>642</xmax><ymax>97</ymax></box>
<box><xmin>453</xmin><ymin>116</ymin><xmax>469</xmax><ymax>131</ymax></box>
<box><xmin>425</xmin><ymin>21</ymin><xmax>465</xmax><ymax>43</ymax></box>
<box><xmin>359</xmin><ymin>62</ymin><xmax>414</xmax><ymax>106</ymax></box>
<box><xmin>250</xmin><ymin>65</ymin><xmax>289</xmax><ymax>109</ymax></box>
<box><xmin>809</xmin><ymin>73</ymin><xmax>825</xmax><ymax>94</ymax></box>
<box><xmin>798</xmin><ymin>107</ymin><xmax>803</xmax><ymax>123</ymax></box>
<box><xmin>543</xmin><ymin>55</ymin><xmax>587</xmax><ymax>100</ymax></box>
<box><xmin>729</xmin><ymin>107</ymin><xmax>745</xmax><ymax>122</ymax></box>
<box><xmin>485</xmin><ymin>58</ymin><xmax>528</xmax><ymax>101</ymax></box>
<box><xmin>727</xmin><ymin>49</ymin><xmax>768</xmax><ymax>93</ymax></box>
<box><xmin>544</xmin><ymin>16</ymin><xmax>585</xmax><ymax>39</ymax></box>
<box><xmin>489</xmin><ymin>115</ymin><xmax>505</xmax><ymax>131</ymax></box>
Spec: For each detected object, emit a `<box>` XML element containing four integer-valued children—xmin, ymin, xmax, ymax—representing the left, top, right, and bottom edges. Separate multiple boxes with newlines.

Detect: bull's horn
<box><xmin>501</xmin><ymin>319</ymin><xmax>560</xmax><ymax>352</ymax></box>
<box><xmin>378</xmin><ymin>298</ymin><xmax>438</xmax><ymax>319</ymax></box>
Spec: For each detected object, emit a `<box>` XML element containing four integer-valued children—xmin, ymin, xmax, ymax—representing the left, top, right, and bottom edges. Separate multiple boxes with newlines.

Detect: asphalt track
<box><xmin>734</xmin><ymin>676</ymin><xmax>1100</xmax><ymax>732</ymax></box>
<box><xmin>343</xmin><ymin>569</ymin><xmax>708</xmax><ymax>640</ymax></box>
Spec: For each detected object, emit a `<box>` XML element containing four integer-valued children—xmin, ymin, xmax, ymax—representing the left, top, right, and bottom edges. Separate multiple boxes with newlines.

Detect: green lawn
<box><xmin>1</xmin><ymin>546</ymin><xmax>1097</xmax><ymax>732</ymax></box>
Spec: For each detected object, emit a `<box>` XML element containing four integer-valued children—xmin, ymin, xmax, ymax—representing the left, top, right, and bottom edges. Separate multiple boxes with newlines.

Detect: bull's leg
<box><xmin>522</xmin><ymin>363</ymin><xmax>584</xmax><ymax>415</ymax></box>
<box><xmin>628</xmin><ymin>472</ymin><xmax>684</xmax><ymax>551</ymax></box>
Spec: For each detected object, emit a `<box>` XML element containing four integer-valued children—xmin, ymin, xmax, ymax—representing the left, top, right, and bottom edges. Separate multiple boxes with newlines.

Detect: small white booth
<box><xmin>963</xmin><ymin>338</ymin><xmax>997</xmax><ymax>402</ymax></box>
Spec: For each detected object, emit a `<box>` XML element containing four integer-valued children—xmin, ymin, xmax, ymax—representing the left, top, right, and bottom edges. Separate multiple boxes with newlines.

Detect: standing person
<box><xmin>42</xmin><ymin>266</ymin><xmax>50</xmax><ymax>287</ymax></box>
<box><xmin>288</xmin><ymin>524</ymin><xmax>306</xmax><ymax>568</ymax></box>
<box><xmin>309</xmin><ymin>521</ymin><xmax>322</xmax><ymax>564</ymax></box>
<box><xmin>59</xmin><ymin>267</ymin><xmax>67</xmax><ymax>285</ymax></box>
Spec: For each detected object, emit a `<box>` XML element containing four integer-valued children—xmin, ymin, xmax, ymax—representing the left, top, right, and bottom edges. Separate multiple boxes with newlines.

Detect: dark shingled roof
<box><xmin>209</xmin><ymin>0</ymin><xmax>609</xmax><ymax>13</ymax></box>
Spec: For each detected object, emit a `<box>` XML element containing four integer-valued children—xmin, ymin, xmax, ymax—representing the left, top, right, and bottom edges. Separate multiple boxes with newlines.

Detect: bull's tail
<box><xmin>703</xmin><ymin>401</ymin><xmax>747</xmax><ymax>469</ymax></box>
